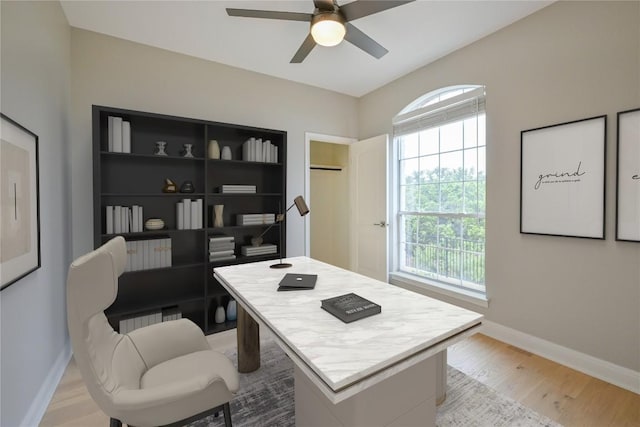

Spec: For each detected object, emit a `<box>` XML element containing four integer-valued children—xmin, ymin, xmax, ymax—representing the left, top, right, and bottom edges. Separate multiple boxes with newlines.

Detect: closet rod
<box><xmin>310</xmin><ymin>164</ymin><xmax>342</xmax><ymax>171</ymax></box>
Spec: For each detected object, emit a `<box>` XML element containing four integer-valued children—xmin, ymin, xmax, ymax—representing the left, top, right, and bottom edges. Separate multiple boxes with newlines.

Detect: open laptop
<box><xmin>277</xmin><ymin>273</ymin><xmax>317</xmax><ymax>291</ymax></box>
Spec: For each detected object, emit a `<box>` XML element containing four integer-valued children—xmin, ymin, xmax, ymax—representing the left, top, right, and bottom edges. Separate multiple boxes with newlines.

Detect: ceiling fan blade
<box><xmin>290</xmin><ymin>33</ymin><xmax>317</xmax><ymax>63</ymax></box>
<box><xmin>339</xmin><ymin>0</ymin><xmax>415</xmax><ymax>22</ymax></box>
<box><xmin>313</xmin><ymin>0</ymin><xmax>335</xmax><ymax>11</ymax></box>
<box><xmin>344</xmin><ymin>23</ymin><xmax>388</xmax><ymax>59</ymax></box>
<box><xmin>226</xmin><ymin>8</ymin><xmax>312</xmax><ymax>22</ymax></box>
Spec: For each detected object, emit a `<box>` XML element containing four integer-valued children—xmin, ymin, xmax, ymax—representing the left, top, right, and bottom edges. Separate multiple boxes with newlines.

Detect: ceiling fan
<box><xmin>227</xmin><ymin>0</ymin><xmax>415</xmax><ymax>63</ymax></box>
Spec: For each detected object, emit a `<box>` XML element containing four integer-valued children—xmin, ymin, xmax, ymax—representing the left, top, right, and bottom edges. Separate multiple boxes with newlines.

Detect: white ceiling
<box><xmin>60</xmin><ymin>0</ymin><xmax>552</xmax><ymax>97</ymax></box>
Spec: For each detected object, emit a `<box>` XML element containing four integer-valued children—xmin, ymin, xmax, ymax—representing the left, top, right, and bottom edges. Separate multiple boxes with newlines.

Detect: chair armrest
<box><xmin>127</xmin><ymin>319</ymin><xmax>210</xmax><ymax>369</ymax></box>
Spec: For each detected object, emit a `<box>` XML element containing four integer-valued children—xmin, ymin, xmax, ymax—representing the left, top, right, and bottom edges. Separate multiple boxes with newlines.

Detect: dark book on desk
<box><xmin>321</xmin><ymin>293</ymin><xmax>381</xmax><ymax>323</ymax></box>
<box><xmin>277</xmin><ymin>273</ymin><xmax>317</xmax><ymax>291</ymax></box>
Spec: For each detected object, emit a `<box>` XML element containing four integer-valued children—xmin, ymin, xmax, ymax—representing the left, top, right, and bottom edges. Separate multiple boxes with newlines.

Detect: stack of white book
<box><xmin>242</xmin><ymin>138</ymin><xmax>278</xmax><ymax>163</ymax></box>
<box><xmin>219</xmin><ymin>185</ymin><xmax>256</xmax><ymax>194</ymax></box>
<box><xmin>241</xmin><ymin>243</ymin><xmax>277</xmax><ymax>257</ymax></box>
<box><xmin>107</xmin><ymin>116</ymin><xmax>131</xmax><ymax>153</ymax></box>
<box><xmin>237</xmin><ymin>213</ymin><xmax>276</xmax><ymax>225</ymax></box>
<box><xmin>176</xmin><ymin>199</ymin><xmax>203</xmax><ymax>230</ymax></box>
<box><xmin>124</xmin><ymin>238</ymin><xmax>172</xmax><ymax>272</ymax></box>
<box><xmin>209</xmin><ymin>235</ymin><xmax>236</xmax><ymax>262</ymax></box>
<box><xmin>118</xmin><ymin>306</ymin><xmax>182</xmax><ymax>334</ymax></box>
<box><xmin>106</xmin><ymin>205</ymin><xmax>144</xmax><ymax>234</ymax></box>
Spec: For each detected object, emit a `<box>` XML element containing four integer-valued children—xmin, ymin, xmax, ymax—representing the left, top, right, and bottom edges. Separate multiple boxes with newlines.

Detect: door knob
<box><xmin>373</xmin><ymin>221</ymin><xmax>389</xmax><ymax>228</ymax></box>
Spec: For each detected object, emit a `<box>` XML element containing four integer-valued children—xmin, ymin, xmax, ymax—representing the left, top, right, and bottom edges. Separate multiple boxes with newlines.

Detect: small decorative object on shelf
<box><xmin>145</xmin><ymin>218</ymin><xmax>165</xmax><ymax>231</ymax></box>
<box><xmin>180</xmin><ymin>180</ymin><xmax>195</xmax><ymax>193</ymax></box>
<box><xmin>182</xmin><ymin>143</ymin><xmax>194</xmax><ymax>158</ymax></box>
<box><xmin>226</xmin><ymin>300</ymin><xmax>237</xmax><ymax>321</ymax></box>
<box><xmin>221</xmin><ymin>146</ymin><xmax>232</xmax><ymax>160</ymax></box>
<box><xmin>213</xmin><ymin>204</ymin><xmax>224</xmax><ymax>228</ymax></box>
<box><xmin>154</xmin><ymin>141</ymin><xmax>168</xmax><ymax>156</ymax></box>
<box><xmin>208</xmin><ymin>139</ymin><xmax>220</xmax><ymax>159</ymax></box>
<box><xmin>162</xmin><ymin>178</ymin><xmax>177</xmax><ymax>193</ymax></box>
<box><xmin>214</xmin><ymin>305</ymin><xmax>226</xmax><ymax>324</ymax></box>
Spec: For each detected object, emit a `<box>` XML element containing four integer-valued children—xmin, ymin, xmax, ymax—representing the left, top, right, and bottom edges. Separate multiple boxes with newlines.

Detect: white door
<box><xmin>349</xmin><ymin>134</ymin><xmax>389</xmax><ymax>282</ymax></box>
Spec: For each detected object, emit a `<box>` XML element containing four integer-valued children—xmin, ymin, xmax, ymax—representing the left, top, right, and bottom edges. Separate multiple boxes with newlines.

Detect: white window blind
<box><xmin>393</xmin><ymin>87</ymin><xmax>486</xmax><ymax>137</ymax></box>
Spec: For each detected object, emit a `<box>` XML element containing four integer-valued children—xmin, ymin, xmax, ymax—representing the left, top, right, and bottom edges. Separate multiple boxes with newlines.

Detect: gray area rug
<box><xmin>190</xmin><ymin>341</ymin><xmax>561</xmax><ymax>427</ymax></box>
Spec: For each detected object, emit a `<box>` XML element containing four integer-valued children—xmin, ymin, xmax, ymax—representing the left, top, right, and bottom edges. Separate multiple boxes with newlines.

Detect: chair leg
<box><xmin>109</xmin><ymin>418</ymin><xmax>122</xmax><ymax>427</ymax></box>
<box><xmin>223</xmin><ymin>402</ymin><xmax>232</xmax><ymax>427</ymax></box>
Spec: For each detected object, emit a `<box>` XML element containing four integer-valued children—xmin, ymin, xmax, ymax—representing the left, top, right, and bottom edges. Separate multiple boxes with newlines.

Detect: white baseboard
<box><xmin>481</xmin><ymin>320</ymin><xmax>640</xmax><ymax>395</ymax></box>
<box><xmin>22</xmin><ymin>341</ymin><xmax>72</xmax><ymax>427</ymax></box>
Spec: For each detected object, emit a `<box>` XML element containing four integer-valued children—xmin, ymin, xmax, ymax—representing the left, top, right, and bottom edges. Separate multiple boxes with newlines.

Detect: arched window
<box><xmin>391</xmin><ymin>85</ymin><xmax>486</xmax><ymax>298</ymax></box>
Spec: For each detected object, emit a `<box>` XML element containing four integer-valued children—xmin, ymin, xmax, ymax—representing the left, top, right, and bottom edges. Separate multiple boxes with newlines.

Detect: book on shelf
<box><xmin>124</xmin><ymin>237</ymin><xmax>172</xmax><ymax>272</ymax></box>
<box><xmin>219</xmin><ymin>185</ymin><xmax>256</xmax><ymax>194</ymax></box>
<box><xmin>237</xmin><ymin>213</ymin><xmax>276</xmax><ymax>225</ymax></box>
<box><xmin>209</xmin><ymin>254</ymin><xmax>237</xmax><ymax>262</ymax></box>
<box><xmin>106</xmin><ymin>205</ymin><xmax>144</xmax><ymax>234</ymax></box>
<box><xmin>106</xmin><ymin>206</ymin><xmax>114</xmax><ymax>234</ymax></box>
<box><xmin>241</xmin><ymin>244</ymin><xmax>277</xmax><ymax>256</ymax></box>
<box><xmin>122</xmin><ymin>121</ymin><xmax>131</xmax><ymax>153</ymax></box>
<box><xmin>183</xmin><ymin>199</ymin><xmax>191</xmax><ymax>229</ymax></box>
<box><xmin>209</xmin><ymin>249</ymin><xmax>235</xmax><ymax>257</ymax></box>
<box><xmin>118</xmin><ymin>307</ymin><xmax>183</xmax><ymax>334</ymax></box>
<box><xmin>162</xmin><ymin>306</ymin><xmax>182</xmax><ymax>321</ymax></box>
<box><xmin>176</xmin><ymin>199</ymin><xmax>203</xmax><ymax>230</ymax></box>
<box><xmin>242</xmin><ymin>138</ymin><xmax>278</xmax><ymax>163</ymax></box>
<box><xmin>209</xmin><ymin>235</ymin><xmax>234</xmax><ymax>243</ymax></box>
<box><xmin>321</xmin><ymin>293</ymin><xmax>381</xmax><ymax>323</ymax></box>
<box><xmin>108</xmin><ymin>116</ymin><xmax>115</xmax><ymax>152</ymax></box>
<box><xmin>112</xmin><ymin>117</ymin><xmax>123</xmax><ymax>152</ymax></box>
<box><xmin>209</xmin><ymin>241</ymin><xmax>235</xmax><ymax>251</ymax></box>
<box><xmin>106</xmin><ymin>116</ymin><xmax>131</xmax><ymax>153</ymax></box>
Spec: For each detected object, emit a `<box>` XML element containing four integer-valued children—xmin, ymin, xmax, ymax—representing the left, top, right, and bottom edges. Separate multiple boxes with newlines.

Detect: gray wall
<box><xmin>359</xmin><ymin>1</ymin><xmax>640</xmax><ymax>372</ymax></box>
<box><xmin>0</xmin><ymin>1</ymin><xmax>72</xmax><ymax>426</ymax></box>
<box><xmin>70</xmin><ymin>28</ymin><xmax>359</xmax><ymax>260</ymax></box>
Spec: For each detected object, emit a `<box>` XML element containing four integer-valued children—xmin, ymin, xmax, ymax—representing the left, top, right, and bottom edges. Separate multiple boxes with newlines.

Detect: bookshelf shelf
<box><xmin>207</xmin><ymin>193</ymin><xmax>282</xmax><ymax>197</ymax></box>
<box><xmin>101</xmin><ymin>193</ymin><xmax>207</xmax><ymax>197</ymax></box>
<box><xmin>101</xmin><ymin>151</ymin><xmax>205</xmax><ymax>161</ymax></box>
<box><xmin>93</xmin><ymin>105</ymin><xmax>286</xmax><ymax>335</ymax></box>
<box><xmin>207</xmin><ymin>159</ymin><xmax>283</xmax><ymax>167</ymax></box>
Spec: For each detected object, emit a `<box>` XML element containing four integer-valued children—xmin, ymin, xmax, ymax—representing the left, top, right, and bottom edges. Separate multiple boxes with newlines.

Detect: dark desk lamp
<box><xmin>251</xmin><ymin>195</ymin><xmax>309</xmax><ymax>269</ymax></box>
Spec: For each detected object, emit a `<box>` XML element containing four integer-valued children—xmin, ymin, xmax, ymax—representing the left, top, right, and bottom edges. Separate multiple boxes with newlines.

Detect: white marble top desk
<box><xmin>214</xmin><ymin>256</ymin><xmax>483</xmax><ymax>404</ymax></box>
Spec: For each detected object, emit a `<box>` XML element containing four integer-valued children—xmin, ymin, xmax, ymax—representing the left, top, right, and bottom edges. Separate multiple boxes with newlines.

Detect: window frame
<box><xmin>390</xmin><ymin>86</ymin><xmax>488</xmax><ymax>307</ymax></box>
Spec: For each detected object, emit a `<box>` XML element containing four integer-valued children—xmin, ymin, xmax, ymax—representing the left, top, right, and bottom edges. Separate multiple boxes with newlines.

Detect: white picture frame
<box><xmin>616</xmin><ymin>108</ymin><xmax>640</xmax><ymax>242</ymax></box>
<box><xmin>520</xmin><ymin>115</ymin><xmax>606</xmax><ymax>239</ymax></box>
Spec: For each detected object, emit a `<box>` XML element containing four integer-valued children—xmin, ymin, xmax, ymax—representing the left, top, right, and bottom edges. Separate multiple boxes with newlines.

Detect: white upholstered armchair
<box><xmin>66</xmin><ymin>236</ymin><xmax>239</xmax><ymax>427</ymax></box>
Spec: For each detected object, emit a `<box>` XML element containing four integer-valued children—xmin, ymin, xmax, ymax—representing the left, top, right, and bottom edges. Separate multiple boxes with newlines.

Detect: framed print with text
<box><xmin>1</xmin><ymin>113</ymin><xmax>41</xmax><ymax>290</ymax></box>
<box><xmin>520</xmin><ymin>115</ymin><xmax>606</xmax><ymax>239</ymax></box>
<box><xmin>616</xmin><ymin>108</ymin><xmax>640</xmax><ymax>242</ymax></box>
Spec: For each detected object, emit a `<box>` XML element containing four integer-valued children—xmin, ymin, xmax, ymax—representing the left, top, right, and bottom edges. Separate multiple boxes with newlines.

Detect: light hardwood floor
<box><xmin>40</xmin><ymin>332</ymin><xmax>639</xmax><ymax>426</ymax></box>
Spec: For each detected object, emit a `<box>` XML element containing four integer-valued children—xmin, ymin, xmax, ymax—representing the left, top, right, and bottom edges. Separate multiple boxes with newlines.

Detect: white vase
<box><xmin>213</xmin><ymin>204</ymin><xmax>224</xmax><ymax>228</ymax></box>
<box><xmin>226</xmin><ymin>300</ymin><xmax>237</xmax><ymax>321</ymax></box>
<box><xmin>208</xmin><ymin>140</ymin><xmax>220</xmax><ymax>159</ymax></box>
<box><xmin>221</xmin><ymin>146</ymin><xmax>232</xmax><ymax>160</ymax></box>
<box><xmin>214</xmin><ymin>306</ymin><xmax>225</xmax><ymax>324</ymax></box>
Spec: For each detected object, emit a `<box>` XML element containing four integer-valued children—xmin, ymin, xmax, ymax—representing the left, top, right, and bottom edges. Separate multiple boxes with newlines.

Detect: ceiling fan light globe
<box><xmin>311</xmin><ymin>14</ymin><xmax>346</xmax><ymax>47</ymax></box>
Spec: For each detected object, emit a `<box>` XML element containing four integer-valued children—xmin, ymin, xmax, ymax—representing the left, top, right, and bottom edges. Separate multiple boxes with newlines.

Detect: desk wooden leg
<box><xmin>237</xmin><ymin>304</ymin><xmax>260</xmax><ymax>373</ymax></box>
<box><xmin>435</xmin><ymin>350</ymin><xmax>447</xmax><ymax>406</ymax></box>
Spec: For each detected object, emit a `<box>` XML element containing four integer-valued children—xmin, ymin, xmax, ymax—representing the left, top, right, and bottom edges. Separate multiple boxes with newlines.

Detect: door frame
<box><xmin>304</xmin><ymin>132</ymin><xmax>357</xmax><ymax>257</ymax></box>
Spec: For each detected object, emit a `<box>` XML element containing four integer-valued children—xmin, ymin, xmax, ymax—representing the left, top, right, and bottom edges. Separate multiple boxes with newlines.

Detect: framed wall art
<box><xmin>520</xmin><ymin>115</ymin><xmax>606</xmax><ymax>239</ymax></box>
<box><xmin>1</xmin><ymin>113</ymin><xmax>41</xmax><ymax>290</ymax></box>
<box><xmin>616</xmin><ymin>107</ymin><xmax>640</xmax><ymax>242</ymax></box>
